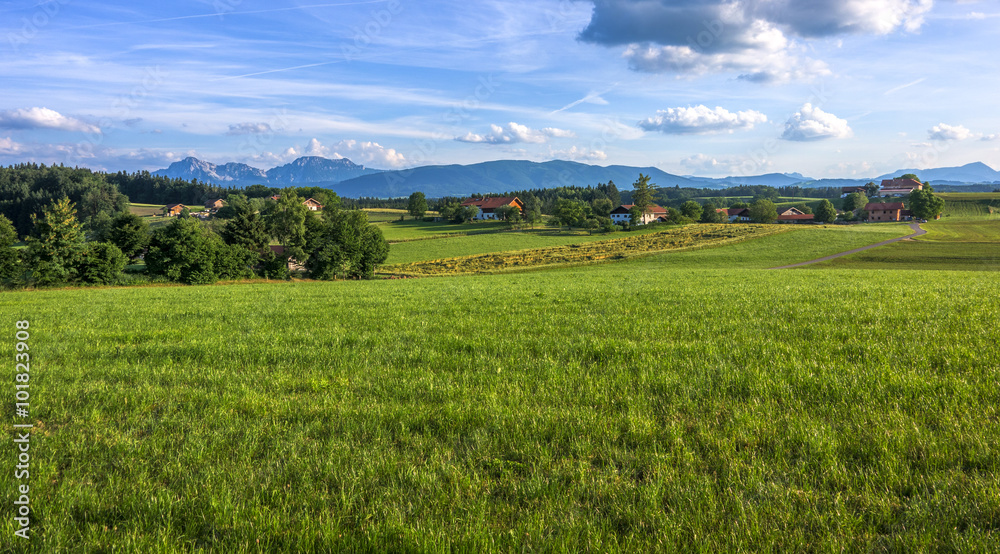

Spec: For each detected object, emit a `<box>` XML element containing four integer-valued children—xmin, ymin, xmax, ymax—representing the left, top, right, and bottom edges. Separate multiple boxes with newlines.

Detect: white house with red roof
<box><xmin>880</xmin><ymin>178</ymin><xmax>923</xmax><ymax>197</ymax></box>
<box><xmin>460</xmin><ymin>197</ymin><xmax>525</xmax><ymax>220</ymax></box>
<box><xmin>609</xmin><ymin>204</ymin><xmax>668</xmax><ymax>225</ymax></box>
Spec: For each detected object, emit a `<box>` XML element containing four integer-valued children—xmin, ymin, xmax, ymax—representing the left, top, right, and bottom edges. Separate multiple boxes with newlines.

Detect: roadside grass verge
<box><xmin>1</xmin><ymin>265</ymin><xmax>997</xmax><ymax>551</ymax></box>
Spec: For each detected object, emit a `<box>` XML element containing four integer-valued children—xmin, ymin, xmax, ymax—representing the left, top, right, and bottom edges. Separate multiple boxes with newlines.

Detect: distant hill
<box><xmin>325</xmin><ymin>160</ymin><xmax>706</xmax><ymax>198</ymax></box>
<box><xmin>153</xmin><ymin>156</ymin><xmax>381</xmax><ymax>186</ymax></box>
<box><xmin>875</xmin><ymin>162</ymin><xmax>1000</xmax><ymax>184</ymax></box>
<box><xmin>151</xmin><ymin>156</ymin><xmax>1000</xmax><ymax>197</ymax></box>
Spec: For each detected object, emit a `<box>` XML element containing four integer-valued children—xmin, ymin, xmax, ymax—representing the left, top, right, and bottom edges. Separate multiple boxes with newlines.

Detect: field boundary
<box><xmin>769</xmin><ymin>223</ymin><xmax>924</xmax><ymax>269</ymax></box>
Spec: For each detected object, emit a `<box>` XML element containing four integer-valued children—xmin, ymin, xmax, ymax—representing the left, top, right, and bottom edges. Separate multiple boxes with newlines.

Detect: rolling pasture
<box><xmin>1</xmin><ymin>212</ymin><xmax>997</xmax><ymax>551</ymax></box>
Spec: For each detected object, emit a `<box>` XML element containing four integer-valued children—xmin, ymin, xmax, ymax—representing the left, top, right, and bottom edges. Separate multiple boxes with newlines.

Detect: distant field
<box><xmin>384</xmin><ymin>224</ymin><xmax>786</xmax><ymax>275</ymax></box>
<box><xmin>813</xmin><ymin>210</ymin><xmax>1000</xmax><ymax>271</ymax></box>
<box><xmin>387</xmin><ymin>224</ymin><xmax>681</xmax><ymax>264</ymax></box>
<box><xmin>377</xmin><ymin>218</ymin><xmax>511</xmax><ymax>242</ymax></box>
<box><xmin>128</xmin><ymin>203</ymin><xmax>166</xmax><ymax>217</ymax></box>
<box><xmin>937</xmin><ymin>192</ymin><xmax>1000</xmax><ymax>219</ymax></box>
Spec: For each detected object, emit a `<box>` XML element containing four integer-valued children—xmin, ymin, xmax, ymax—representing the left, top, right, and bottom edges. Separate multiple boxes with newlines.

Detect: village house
<box><xmin>302</xmin><ymin>198</ymin><xmax>323</xmax><ymax>211</ymax></box>
<box><xmin>610</xmin><ymin>204</ymin><xmax>668</xmax><ymax>225</ymax></box>
<box><xmin>865</xmin><ymin>202</ymin><xmax>905</xmax><ymax>222</ymax></box>
<box><xmin>840</xmin><ymin>186</ymin><xmax>867</xmax><ymax>198</ymax></box>
<box><xmin>460</xmin><ymin>196</ymin><xmax>525</xmax><ymax>220</ymax></box>
<box><xmin>879</xmin><ymin>178</ymin><xmax>923</xmax><ymax>197</ymax></box>
<box><xmin>204</xmin><ymin>198</ymin><xmax>225</xmax><ymax>211</ymax></box>
<box><xmin>718</xmin><ymin>207</ymin><xmax>751</xmax><ymax>222</ymax></box>
<box><xmin>163</xmin><ymin>203</ymin><xmax>187</xmax><ymax>216</ymax></box>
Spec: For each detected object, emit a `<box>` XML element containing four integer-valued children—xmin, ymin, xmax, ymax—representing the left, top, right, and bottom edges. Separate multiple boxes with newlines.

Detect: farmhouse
<box><xmin>880</xmin><ymin>178</ymin><xmax>923</xmax><ymax>197</ymax></box>
<box><xmin>609</xmin><ymin>204</ymin><xmax>668</xmax><ymax>225</ymax></box>
<box><xmin>302</xmin><ymin>198</ymin><xmax>323</xmax><ymax>211</ymax></box>
<box><xmin>164</xmin><ymin>203</ymin><xmax>187</xmax><ymax>216</ymax></box>
<box><xmin>460</xmin><ymin>196</ymin><xmax>525</xmax><ymax>220</ymax></box>
<box><xmin>205</xmin><ymin>198</ymin><xmax>225</xmax><ymax>211</ymax></box>
<box><xmin>841</xmin><ymin>186</ymin><xmax>867</xmax><ymax>198</ymax></box>
<box><xmin>776</xmin><ymin>213</ymin><xmax>815</xmax><ymax>223</ymax></box>
<box><xmin>775</xmin><ymin>206</ymin><xmax>807</xmax><ymax>216</ymax></box>
<box><xmin>720</xmin><ymin>207</ymin><xmax>750</xmax><ymax>222</ymax></box>
<box><xmin>865</xmin><ymin>202</ymin><xmax>905</xmax><ymax>222</ymax></box>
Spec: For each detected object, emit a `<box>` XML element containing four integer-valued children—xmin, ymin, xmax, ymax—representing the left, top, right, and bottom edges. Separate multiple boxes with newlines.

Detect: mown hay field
<box><xmin>2</xmin><ymin>221</ymin><xmax>997</xmax><ymax>551</ymax></box>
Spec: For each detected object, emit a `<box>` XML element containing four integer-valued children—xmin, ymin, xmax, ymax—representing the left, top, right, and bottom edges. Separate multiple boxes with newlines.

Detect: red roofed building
<box><xmin>865</xmin><ymin>202</ymin><xmax>905</xmax><ymax>222</ymax></box>
<box><xmin>841</xmin><ymin>186</ymin><xmax>867</xmax><ymax>198</ymax></box>
<box><xmin>776</xmin><ymin>213</ymin><xmax>815</xmax><ymax>223</ymax></box>
<box><xmin>460</xmin><ymin>196</ymin><xmax>525</xmax><ymax>220</ymax></box>
<box><xmin>880</xmin><ymin>178</ymin><xmax>923</xmax><ymax>197</ymax></box>
<box><xmin>720</xmin><ymin>207</ymin><xmax>750</xmax><ymax>222</ymax></box>
<box><xmin>610</xmin><ymin>204</ymin><xmax>668</xmax><ymax>225</ymax></box>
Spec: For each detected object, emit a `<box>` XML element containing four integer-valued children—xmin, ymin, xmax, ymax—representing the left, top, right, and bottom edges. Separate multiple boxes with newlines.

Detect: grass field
<box><xmin>128</xmin><ymin>203</ymin><xmax>167</xmax><ymax>217</ymax></box>
<box><xmin>1</xmin><ymin>207</ymin><xmax>997</xmax><ymax>551</ymax></box>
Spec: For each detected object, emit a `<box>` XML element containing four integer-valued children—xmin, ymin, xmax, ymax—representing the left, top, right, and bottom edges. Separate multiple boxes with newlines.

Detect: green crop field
<box><xmin>128</xmin><ymin>203</ymin><xmax>167</xmax><ymax>217</ymax></box>
<box><xmin>1</xmin><ymin>212</ymin><xmax>997</xmax><ymax>551</ymax></box>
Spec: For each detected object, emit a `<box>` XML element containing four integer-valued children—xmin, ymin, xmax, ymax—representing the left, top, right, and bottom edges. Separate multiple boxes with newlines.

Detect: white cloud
<box><xmin>928</xmin><ymin>123</ymin><xmax>973</xmax><ymax>141</ymax></box>
<box><xmin>580</xmin><ymin>0</ymin><xmax>930</xmax><ymax>81</ymax></box>
<box><xmin>981</xmin><ymin>133</ymin><xmax>1000</xmax><ymax>142</ymax></box>
<box><xmin>226</xmin><ymin>122</ymin><xmax>274</xmax><ymax>135</ymax></box>
<box><xmin>455</xmin><ymin>122</ymin><xmax>574</xmax><ymax>144</ymax></box>
<box><xmin>252</xmin><ymin>138</ymin><xmax>406</xmax><ymax>168</ymax></box>
<box><xmin>549</xmin><ymin>146</ymin><xmax>607</xmax><ymax>162</ymax></box>
<box><xmin>0</xmin><ymin>107</ymin><xmax>100</xmax><ymax>133</ymax></box>
<box><xmin>639</xmin><ymin>105</ymin><xmax>767</xmax><ymax>134</ymax></box>
<box><xmin>781</xmin><ymin>103</ymin><xmax>853</xmax><ymax>141</ymax></box>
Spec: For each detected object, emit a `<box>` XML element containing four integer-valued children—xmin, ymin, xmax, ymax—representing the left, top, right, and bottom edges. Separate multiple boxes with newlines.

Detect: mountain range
<box><xmin>153</xmin><ymin>157</ymin><xmax>1000</xmax><ymax>198</ymax></box>
<box><xmin>153</xmin><ymin>156</ymin><xmax>380</xmax><ymax>185</ymax></box>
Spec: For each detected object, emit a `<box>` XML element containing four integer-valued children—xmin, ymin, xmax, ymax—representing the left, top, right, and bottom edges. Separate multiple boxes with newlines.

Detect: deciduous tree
<box><xmin>407</xmin><ymin>191</ymin><xmax>428</xmax><ymax>219</ymax></box>
<box><xmin>815</xmin><ymin>199</ymin><xmax>837</xmax><ymax>223</ymax></box>
<box><xmin>749</xmin><ymin>199</ymin><xmax>778</xmax><ymax>223</ymax></box>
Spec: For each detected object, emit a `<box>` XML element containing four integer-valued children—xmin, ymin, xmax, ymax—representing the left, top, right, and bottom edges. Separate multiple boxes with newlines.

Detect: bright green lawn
<box><xmin>377</xmin><ymin>219</ymin><xmax>510</xmax><ymax>242</ymax></box>
<box><xmin>815</xmin><ymin>216</ymin><xmax>999</xmax><ymax>271</ymax></box>
<box><xmin>4</xmin><ymin>224</ymin><xmax>999</xmax><ymax>551</ymax></box>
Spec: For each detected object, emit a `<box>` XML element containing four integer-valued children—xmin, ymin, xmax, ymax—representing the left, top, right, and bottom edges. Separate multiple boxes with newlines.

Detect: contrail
<box><xmin>884</xmin><ymin>77</ymin><xmax>926</xmax><ymax>96</ymax></box>
<box><xmin>60</xmin><ymin>1</ymin><xmax>390</xmax><ymax>30</ymax></box>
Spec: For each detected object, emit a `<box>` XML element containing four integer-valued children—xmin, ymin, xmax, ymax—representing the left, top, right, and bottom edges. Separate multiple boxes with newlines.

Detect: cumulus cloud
<box><xmin>227</xmin><ymin>122</ymin><xmax>274</xmax><ymax>135</ymax></box>
<box><xmin>639</xmin><ymin>105</ymin><xmax>767</xmax><ymax>134</ymax></box>
<box><xmin>0</xmin><ymin>107</ymin><xmax>100</xmax><ymax>133</ymax></box>
<box><xmin>549</xmin><ymin>146</ymin><xmax>608</xmax><ymax>162</ymax></box>
<box><xmin>981</xmin><ymin>133</ymin><xmax>1000</xmax><ymax>142</ymax></box>
<box><xmin>579</xmin><ymin>0</ymin><xmax>931</xmax><ymax>81</ymax></box>
<box><xmin>254</xmin><ymin>138</ymin><xmax>407</xmax><ymax>168</ymax></box>
<box><xmin>456</xmin><ymin>122</ymin><xmax>575</xmax><ymax>144</ymax></box>
<box><xmin>780</xmin><ymin>103</ymin><xmax>853</xmax><ymax>141</ymax></box>
<box><xmin>928</xmin><ymin>123</ymin><xmax>973</xmax><ymax>141</ymax></box>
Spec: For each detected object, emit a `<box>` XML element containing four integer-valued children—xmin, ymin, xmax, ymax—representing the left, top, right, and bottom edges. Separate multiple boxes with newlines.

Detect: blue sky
<box><xmin>1</xmin><ymin>0</ymin><xmax>998</xmax><ymax>178</ymax></box>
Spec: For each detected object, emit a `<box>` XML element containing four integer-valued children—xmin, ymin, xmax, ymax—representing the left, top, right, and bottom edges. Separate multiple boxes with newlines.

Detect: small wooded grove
<box><xmin>0</xmin><ymin>192</ymin><xmax>388</xmax><ymax>288</ymax></box>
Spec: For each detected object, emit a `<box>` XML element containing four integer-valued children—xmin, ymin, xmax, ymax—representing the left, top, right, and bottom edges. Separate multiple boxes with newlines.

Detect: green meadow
<box><xmin>1</xmin><ymin>208</ymin><xmax>998</xmax><ymax>551</ymax></box>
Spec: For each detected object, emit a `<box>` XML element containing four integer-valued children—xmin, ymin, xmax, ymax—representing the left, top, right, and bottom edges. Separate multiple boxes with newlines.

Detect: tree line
<box><xmin>0</xmin><ymin>191</ymin><xmax>388</xmax><ymax>289</ymax></box>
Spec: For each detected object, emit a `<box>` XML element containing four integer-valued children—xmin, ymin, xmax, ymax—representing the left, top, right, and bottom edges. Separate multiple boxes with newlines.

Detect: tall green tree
<box><xmin>0</xmin><ymin>215</ymin><xmax>21</xmax><ymax>283</ymax></box>
<box><xmin>221</xmin><ymin>210</ymin><xmax>270</xmax><ymax>254</ymax></box>
<box><xmin>700</xmin><ymin>202</ymin><xmax>725</xmax><ymax>223</ymax></box>
<box><xmin>264</xmin><ymin>192</ymin><xmax>309</xmax><ymax>262</ymax></box>
<box><xmin>815</xmin><ymin>199</ymin><xmax>837</xmax><ymax>223</ymax></box>
<box><xmin>680</xmin><ymin>200</ymin><xmax>703</xmax><ymax>220</ymax></box>
<box><xmin>407</xmin><ymin>191</ymin><xmax>428</xmax><ymax>219</ymax></box>
<box><xmin>145</xmin><ymin>217</ymin><xmax>219</xmax><ymax>285</ymax></box>
<box><xmin>843</xmin><ymin>192</ymin><xmax>868</xmax><ymax>213</ymax></box>
<box><xmin>864</xmin><ymin>181</ymin><xmax>880</xmax><ymax>197</ymax></box>
<box><xmin>494</xmin><ymin>204</ymin><xmax>521</xmax><ymax>223</ymax></box>
<box><xmin>554</xmin><ymin>198</ymin><xmax>585</xmax><ymax>229</ymax></box>
<box><xmin>591</xmin><ymin>198</ymin><xmax>614</xmax><ymax>218</ymax></box>
<box><xmin>306</xmin><ymin>210</ymin><xmax>389</xmax><ymax>280</ymax></box>
<box><xmin>630</xmin><ymin>174</ymin><xmax>655</xmax><ymax>214</ymax></box>
<box><xmin>748</xmin><ymin>199</ymin><xmax>778</xmax><ymax>223</ymax></box>
<box><xmin>23</xmin><ymin>197</ymin><xmax>85</xmax><ymax>285</ymax></box>
<box><xmin>104</xmin><ymin>212</ymin><xmax>150</xmax><ymax>261</ymax></box>
<box><xmin>908</xmin><ymin>189</ymin><xmax>945</xmax><ymax>220</ymax></box>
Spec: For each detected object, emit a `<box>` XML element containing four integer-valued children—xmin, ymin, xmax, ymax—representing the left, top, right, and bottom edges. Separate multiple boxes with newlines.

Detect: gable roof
<box><xmin>460</xmin><ymin>196</ymin><xmax>523</xmax><ymax>210</ymax></box>
<box><xmin>725</xmin><ymin>208</ymin><xmax>749</xmax><ymax>216</ymax></box>
<box><xmin>880</xmin><ymin>178</ymin><xmax>923</xmax><ymax>190</ymax></box>
<box><xmin>865</xmin><ymin>202</ymin><xmax>905</xmax><ymax>211</ymax></box>
<box><xmin>302</xmin><ymin>197</ymin><xmax>323</xmax><ymax>206</ymax></box>
<box><xmin>777</xmin><ymin>214</ymin><xmax>815</xmax><ymax>221</ymax></box>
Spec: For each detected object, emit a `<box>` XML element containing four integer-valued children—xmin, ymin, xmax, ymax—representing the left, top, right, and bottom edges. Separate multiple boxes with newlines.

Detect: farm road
<box><xmin>770</xmin><ymin>223</ymin><xmax>926</xmax><ymax>269</ymax></box>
